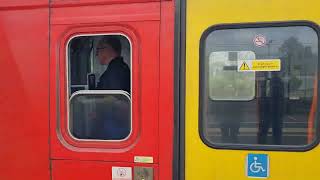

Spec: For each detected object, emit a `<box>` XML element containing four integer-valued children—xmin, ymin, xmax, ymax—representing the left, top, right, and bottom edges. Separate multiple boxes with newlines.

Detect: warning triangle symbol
<box><xmin>240</xmin><ymin>62</ymin><xmax>250</xmax><ymax>71</ymax></box>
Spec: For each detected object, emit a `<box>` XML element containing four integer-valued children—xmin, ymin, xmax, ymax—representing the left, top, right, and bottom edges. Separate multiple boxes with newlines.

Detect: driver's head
<box><xmin>96</xmin><ymin>36</ymin><xmax>121</xmax><ymax>65</ymax></box>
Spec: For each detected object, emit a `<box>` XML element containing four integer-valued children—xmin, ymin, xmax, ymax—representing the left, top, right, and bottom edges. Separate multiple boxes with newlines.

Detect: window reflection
<box><xmin>202</xmin><ymin>25</ymin><xmax>318</xmax><ymax>146</ymax></box>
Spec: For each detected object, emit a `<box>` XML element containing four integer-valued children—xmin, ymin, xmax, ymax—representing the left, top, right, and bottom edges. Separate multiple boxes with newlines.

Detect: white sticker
<box><xmin>112</xmin><ymin>167</ymin><xmax>132</xmax><ymax>180</ymax></box>
<box><xmin>253</xmin><ymin>34</ymin><xmax>267</xmax><ymax>47</ymax></box>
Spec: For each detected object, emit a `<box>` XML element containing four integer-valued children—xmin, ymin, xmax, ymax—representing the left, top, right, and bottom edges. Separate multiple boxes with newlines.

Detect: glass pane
<box><xmin>201</xmin><ymin>25</ymin><xmax>318</xmax><ymax>147</ymax></box>
<box><xmin>209</xmin><ymin>51</ymin><xmax>256</xmax><ymax>101</ymax></box>
<box><xmin>70</xmin><ymin>93</ymin><xmax>131</xmax><ymax>140</ymax></box>
<box><xmin>67</xmin><ymin>34</ymin><xmax>132</xmax><ymax>142</ymax></box>
<box><xmin>68</xmin><ymin>35</ymin><xmax>131</xmax><ymax>96</ymax></box>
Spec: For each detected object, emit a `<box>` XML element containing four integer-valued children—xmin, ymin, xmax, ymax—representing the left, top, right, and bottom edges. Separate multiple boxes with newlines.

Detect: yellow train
<box><xmin>179</xmin><ymin>0</ymin><xmax>320</xmax><ymax>179</ymax></box>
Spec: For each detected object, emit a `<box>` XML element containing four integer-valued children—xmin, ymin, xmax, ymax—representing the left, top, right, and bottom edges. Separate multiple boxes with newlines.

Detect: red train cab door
<box><xmin>49</xmin><ymin>1</ymin><xmax>161</xmax><ymax>179</ymax></box>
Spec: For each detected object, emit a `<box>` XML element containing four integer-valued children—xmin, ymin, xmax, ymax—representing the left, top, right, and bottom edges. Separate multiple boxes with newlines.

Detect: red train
<box><xmin>0</xmin><ymin>0</ymin><xmax>174</xmax><ymax>179</ymax></box>
<box><xmin>3</xmin><ymin>1</ymin><xmax>319</xmax><ymax>180</ymax></box>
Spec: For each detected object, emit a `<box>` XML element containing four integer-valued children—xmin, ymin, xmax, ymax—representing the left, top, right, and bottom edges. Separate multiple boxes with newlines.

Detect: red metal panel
<box><xmin>50</xmin><ymin>22</ymin><xmax>160</xmax><ymax>161</ymax></box>
<box><xmin>51</xmin><ymin>2</ymin><xmax>160</xmax><ymax>25</ymax></box>
<box><xmin>51</xmin><ymin>0</ymin><xmax>159</xmax><ymax>8</ymax></box>
<box><xmin>0</xmin><ymin>0</ymin><xmax>174</xmax><ymax>179</ymax></box>
<box><xmin>50</xmin><ymin>2</ymin><xmax>161</xmax><ymax>178</ymax></box>
<box><xmin>50</xmin><ymin>1</ymin><xmax>174</xmax><ymax>180</ymax></box>
<box><xmin>0</xmin><ymin>4</ymin><xmax>50</xmax><ymax>180</ymax></box>
<box><xmin>159</xmin><ymin>1</ymin><xmax>174</xmax><ymax>179</ymax></box>
<box><xmin>0</xmin><ymin>0</ymin><xmax>48</xmax><ymax>9</ymax></box>
<box><xmin>52</xmin><ymin>160</ymin><xmax>158</xmax><ymax>180</ymax></box>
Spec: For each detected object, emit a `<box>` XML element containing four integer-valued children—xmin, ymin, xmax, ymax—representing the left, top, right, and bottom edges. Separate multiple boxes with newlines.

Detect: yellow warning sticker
<box><xmin>134</xmin><ymin>156</ymin><xmax>154</xmax><ymax>163</ymax></box>
<box><xmin>238</xmin><ymin>59</ymin><xmax>281</xmax><ymax>72</ymax></box>
<box><xmin>239</xmin><ymin>62</ymin><xmax>250</xmax><ymax>71</ymax></box>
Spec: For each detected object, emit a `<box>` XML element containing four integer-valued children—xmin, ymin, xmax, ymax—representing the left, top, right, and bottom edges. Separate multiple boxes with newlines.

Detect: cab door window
<box><xmin>68</xmin><ymin>34</ymin><xmax>132</xmax><ymax>141</ymax></box>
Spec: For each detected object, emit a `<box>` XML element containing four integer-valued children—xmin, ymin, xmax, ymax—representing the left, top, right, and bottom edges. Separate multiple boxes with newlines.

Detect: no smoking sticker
<box><xmin>112</xmin><ymin>167</ymin><xmax>132</xmax><ymax>180</ymax></box>
<box><xmin>253</xmin><ymin>34</ymin><xmax>267</xmax><ymax>47</ymax></box>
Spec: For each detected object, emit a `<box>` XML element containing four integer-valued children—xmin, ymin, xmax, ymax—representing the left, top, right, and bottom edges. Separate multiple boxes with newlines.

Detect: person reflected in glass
<box><xmin>217</xmin><ymin>102</ymin><xmax>242</xmax><ymax>143</ymax></box>
<box><xmin>258</xmin><ymin>72</ymin><xmax>284</xmax><ymax>145</ymax></box>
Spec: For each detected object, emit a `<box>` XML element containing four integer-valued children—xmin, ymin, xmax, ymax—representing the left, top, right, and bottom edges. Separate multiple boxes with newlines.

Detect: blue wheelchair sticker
<box><xmin>246</xmin><ymin>154</ymin><xmax>269</xmax><ymax>178</ymax></box>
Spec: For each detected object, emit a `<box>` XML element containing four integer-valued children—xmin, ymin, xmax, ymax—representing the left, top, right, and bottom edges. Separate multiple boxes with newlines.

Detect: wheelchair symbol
<box><xmin>249</xmin><ymin>157</ymin><xmax>265</xmax><ymax>173</ymax></box>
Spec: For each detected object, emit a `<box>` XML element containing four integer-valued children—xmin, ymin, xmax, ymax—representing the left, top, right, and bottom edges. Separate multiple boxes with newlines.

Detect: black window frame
<box><xmin>199</xmin><ymin>21</ymin><xmax>320</xmax><ymax>151</ymax></box>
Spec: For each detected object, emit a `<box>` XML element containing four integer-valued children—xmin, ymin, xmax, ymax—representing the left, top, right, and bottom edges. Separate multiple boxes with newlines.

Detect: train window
<box><xmin>67</xmin><ymin>34</ymin><xmax>132</xmax><ymax>141</ymax></box>
<box><xmin>200</xmin><ymin>23</ymin><xmax>319</xmax><ymax>149</ymax></box>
